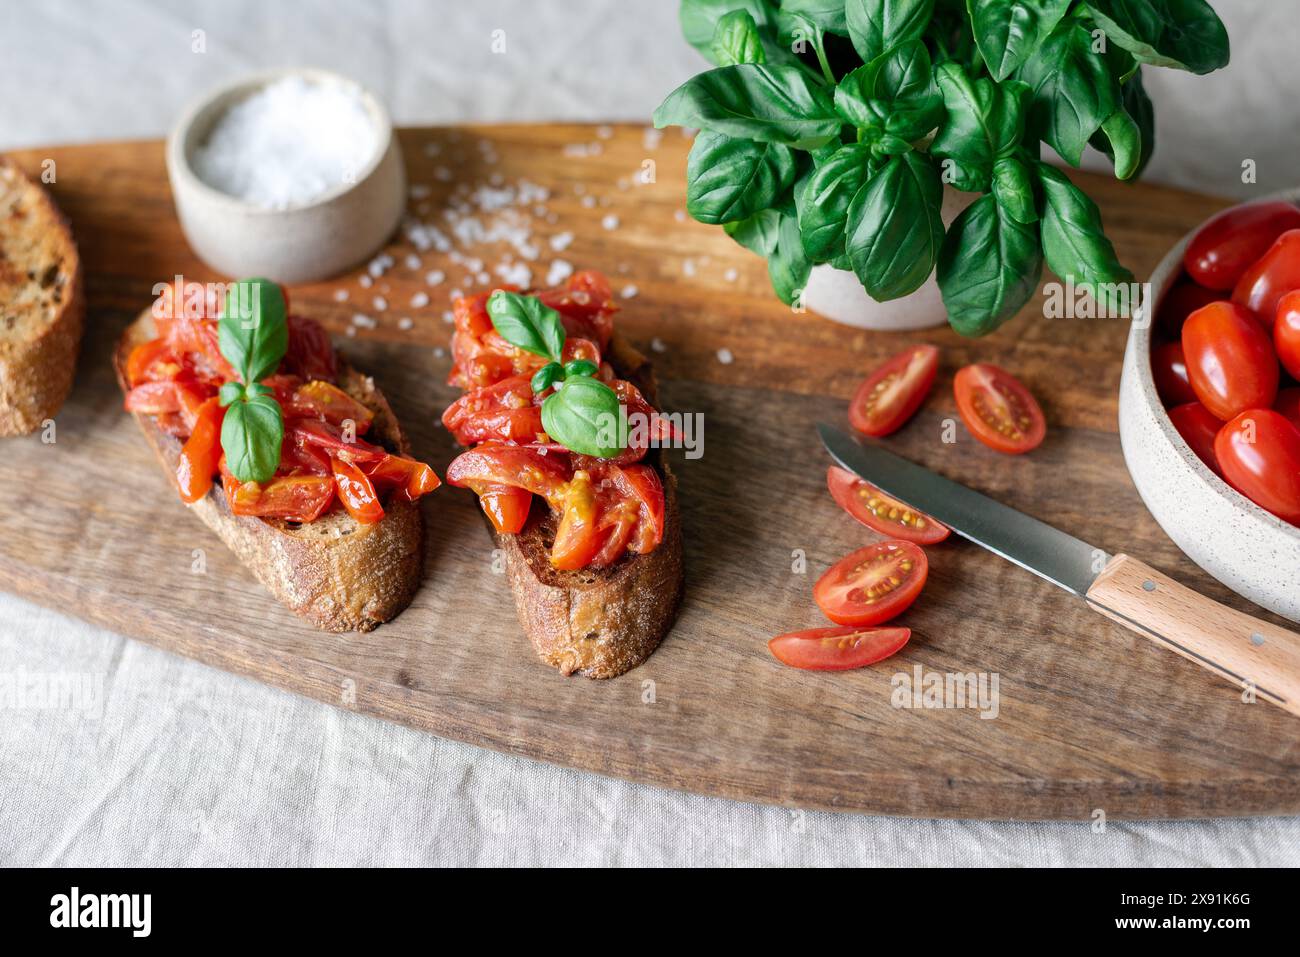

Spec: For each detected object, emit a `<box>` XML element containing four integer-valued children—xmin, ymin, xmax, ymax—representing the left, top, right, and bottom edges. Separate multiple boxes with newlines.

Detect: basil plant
<box><xmin>654</xmin><ymin>0</ymin><xmax>1229</xmax><ymax>336</ymax></box>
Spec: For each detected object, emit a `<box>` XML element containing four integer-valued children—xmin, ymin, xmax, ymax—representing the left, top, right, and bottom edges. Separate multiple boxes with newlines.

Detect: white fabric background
<box><xmin>2</xmin><ymin>0</ymin><xmax>1298</xmax><ymax>867</ymax></box>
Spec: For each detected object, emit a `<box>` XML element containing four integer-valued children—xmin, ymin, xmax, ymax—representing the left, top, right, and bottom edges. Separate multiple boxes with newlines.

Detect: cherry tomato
<box><xmin>768</xmin><ymin>626</ymin><xmax>911</xmax><ymax>671</ymax></box>
<box><xmin>364</xmin><ymin>454</ymin><xmax>441</xmax><ymax>503</ymax></box>
<box><xmin>445</xmin><ymin>443</ymin><xmax>571</xmax><ymax>505</ymax></box>
<box><xmin>813</xmin><ymin>540</ymin><xmax>928</xmax><ymax>627</ymax></box>
<box><xmin>1274</xmin><ymin>387</ymin><xmax>1300</xmax><ymax>431</ymax></box>
<box><xmin>1165</xmin><ymin>402</ymin><xmax>1222</xmax><ymax>477</ymax></box>
<box><xmin>1157</xmin><ymin>280</ymin><xmax>1220</xmax><ymax>339</ymax></box>
<box><xmin>826</xmin><ymin>466</ymin><xmax>949</xmax><ymax>545</ymax></box>
<box><xmin>1185</xmin><ymin>201</ymin><xmax>1300</xmax><ymax>290</ymax></box>
<box><xmin>441</xmin><ymin>376</ymin><xmax>543</xmax><ymax>445</ymax></box>
<box><xmin>176</xmin><ymin>397</ymin><xmax>224</xmax><ymax>503</ymax></box>
<box><xmin>1181</xmin><ymin>301</ymin><xmax>1278</xmax><ymax>420</ymax></box>
<box><xmin>953</xmin><ymin>363</ymin><xmax>1046</xmax><ymax>454</ymax></box>
<box><xmin>1273</xmin><ymin>289</ymin><xmax>1300</xmax><ymax>381</ymax></box>
<box><xmin>292</xmin><ymin>419</ymin><xmax>386</xmax><ymax>463</ymax></box>
<box><xmin>1151</xmin><ymin>341</ymin><xmax>1198</xmax><ymax>406</ymax></box>
<box><xmin>1233</xmin><ymin>228</ymin><xmax>1300</xmax><ymax>322</ymax></box>
<box><xmin>287</xmin><ymin>380</ymin><xmax>375</xmax><ymax>433</ymax></box>
<box><xmin>551</xmin><ymin>469</ymin><xmax>603</xmax><ymax>570</ymax></box>
<box><xmin>126</xmin><ymin>338</ymin><xmax>179</xmax><ymax>386</ymax></box>
<box><xmin>848</xmin><ymin>345</ymin><xmax>938</xmax><ymax>437</ymax></box>
<box><xmin>331</xmin><ymin>457</ymin><xmax>384</xmax><ymax>524</ymax></box>
<box><xmin>609</xmin><ymin>463</ymin><xmax>666</xmax><ymax>553</ymax></box>
<box><xmin>477</xmin><ymin>484</ymin><xmax>534</xmax><ymax>534</ymax></box>
<box><xmin>1214</xmin><ymin>409</ymin><xmax>1300</xmax><ymax>524</ymax></box>
<box><xmin>224</xmin><ymin>471</ymin><xmax>337</xmax><ymax>522</ymax></box>
<box><xmin>283</xmin><ymin>314</ymin><xmax>337</xmax><ymax>383</ymax></box>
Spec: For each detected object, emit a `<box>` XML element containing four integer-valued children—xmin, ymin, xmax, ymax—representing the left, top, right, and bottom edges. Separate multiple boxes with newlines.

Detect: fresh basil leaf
<box><xmin>654</xmin><ymin>64</ymin><xmax>841</xmax><ymax>146</ymax></box>
<box><xmin>687</xmin><ymin>131</ymin><xmax>796</xmax><ymax>224</ymax></box>
<box><xmin>845</xmin><ymin>0</ymin><xmax>935</xmax><ymax>64</ymax></box>
<box><xmin>486</xmin><ymin>290</ymin><xmax>565</xmax><ymax>362</ymax></box>
<box><xmin>967</xmin><ymin>0</ymin><xmax>1072</xmax><ymax>82</ymax></box>
<box><xmin>930</xmin><ymin>62</ymin><xmax>1027</xmax><ymax>191</ymax></box>
<box><xmin>680</xmin><ymin>0</ymin><xmax>778</xmax><ymax>57</ymax></box>
<box><xmin>846</xmin><ymin>151</ymin><xmax>944</xmax><ymax>301</ymax></box>
<box><xmin>1017</xmin><ymin>19</ymin><xmax>1120</xmax><ymax>166</ymax></box>
<box><xmin>1037</xmin><ymin>161</ymin><xmax>1135</xmax><ymax>313</ymax></box>
<box><xmin>531</xmin><ymin>361</ymin><xmax>564</xmax><ymax>394</ymax></box>
<box><xmin>1085</xmin><ymin>0</ymin><xmax>1229</xmax><ymax>74</ymax></box>
<box><xmin>218</xmin><ymin>277</ymin><xmax>287</xmax><ymax>386</ymax></box>
<box><xmin>777</xmin><ymin>9</ymin><xmax>828</xmax><ymax>65</ymax></box>
<box><xmin>833</xmin><ymin>65</ymin><xmax>885</xmax><ymax>129</ymax></box>
<box><xmin>724</xmin><ymin>206</ymin><xmax>783</xmax><ymax>257</ymax></box>
<box><xmin>797</xmin><ymin>144</ymin><xmax>873</xmax><ymax>261</ymax></box>
<box><xmin>1097</xmin><ymin>107</ymin><xmax>1142</xmax><ymax>180</ymax></box>
<box><xmin>1090</xmin><ymin>68</ymin><xmax>1155</xmax><ymax>180</ymax></box>
<box><xmin>992</xmin><ymin>155</ymin><xmax>1038</xmax><ymax>223</ymax></box>
<box><xmin>711</xmin><ymin>9</ymin><xmax>767</xmax><ymax>65</ymax></box>
<box><xmin>218</xmin><ymin>380</ymin><xmax>244</xmax><ymax>407</ymax></box>
<box><xmin>876</xmin><ymin>40</ymin><xmax>942</xmax><ymax>139</ymax></box>
<box><xmin>221</xmin><ymin>392</ymin><xmax>284</xmax><ymax>484</ymax></box>
<box><xmin>541</xmin><ymin>376</ymin><xmax>625</xmax><ymax>458</ymax></box>
<box><xmin>768</xmin><ymin>210</ymin><xmax>813</xmax><ymax>305</ymax></box>
<box><xmin>564</xmin><ymin>358</ymin><xmax>599</xmax><ymax>378</ymax></box>
<box><xmin>782</xmin><ymin>0</ymin><xmax>850</xmax><ymax>36</ymax></box>
<box><xmin>938</xmin><ymin>193</ymin><xmax>1043</xmax><ymax>336</ymax></box>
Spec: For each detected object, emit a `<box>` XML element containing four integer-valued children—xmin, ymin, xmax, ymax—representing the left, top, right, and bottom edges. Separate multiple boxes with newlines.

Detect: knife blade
<box><xmin>818</xmin><ymin>423</ymin><xmax>1300</xmax><ymax>717</ymax></box>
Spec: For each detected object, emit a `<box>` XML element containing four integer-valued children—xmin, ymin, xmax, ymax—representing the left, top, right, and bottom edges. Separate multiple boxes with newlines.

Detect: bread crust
<box><xmin>0</xmin><ymin>157</ymin><xmax>85</xmax><ymax>436</ymax></box>
<box><xmin>114</xmin><ymin>309</ymin><xmax>422</xmax><ymax>632</ymax></box>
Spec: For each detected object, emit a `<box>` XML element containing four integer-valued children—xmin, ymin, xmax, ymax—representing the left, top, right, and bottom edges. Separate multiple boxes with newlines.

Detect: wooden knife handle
<box><xmin>1085</xmin><ymin>554</ymin><xmax>1300</xmax><ymax>718</ymax></box>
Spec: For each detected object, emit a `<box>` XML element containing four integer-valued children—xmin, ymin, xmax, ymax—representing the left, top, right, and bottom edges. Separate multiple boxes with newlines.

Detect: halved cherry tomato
<box><xmin>288</xmin><ymin>380</ymin><xmax>374</xmax><ymax>433</ymax></box>
<box><xmin>768</xmin><ymin>625</ymin><xmax>911</xmax><ymax>671</ymax></box>
<box><xmin>1274</xmin><ymin>289</ymin><xmax>1300</xmax><ymax>381</ymax></box>
<box><xmin>848</xmin><ymin>345</ymin><xmax>938</xmax><ymax>437</ymax></box>
<box><xmin>224</xmin><ymin>470</ymin><xmax>337</xmax><ymax>522</ymax></box>
<box><xmin>1233</xmin><ymin>228</ymin><xmax>1300</xmax><ymax>321</ymax></box>
<box><xmin>826</xmin><ymin>465</ymin><xmax>949</xmax><ymax>544</ymax></box>
<box><xmin>611</xmin><ymin>463</ymin><xmax>666</xmax><ymax>553</ymax></box>
<box><xmin>292</xmin><ymin>419</ymin><xmax>386</xmax><ymax>463</ymax></box>
<box><xmin>126</xmin><ymin>338</ymin><xmax>179</xmax><ymax>386</ymax></box>
<box><xmin>1182</xmin><ymin>301</ymin><xmax>1278</xmax><ymax>420</ymax></box>
<box><xmin>124</xmin><ymin>379</ymin><xmax>201</xmax><ymax>416</ymax></box>
<box><xmin>1185</xmin><ymin>201</ymin><xmax>1300</xmax><ymax>291</ymax></box>
<box><xmin>551</xmin><ymin>469</ymin><xmax>603</xmax><ymax>570</ymax></box>
<box><xmin>176</xmin><ymin>397</ymin><xmax>224</xmax><ymax>503</ymax></box>
<box><xmin>331</xmin><ymin>456</ymin><xmax>384</xmax><ymax>524</ymax></box>
<box><xmin>1274</xmin><ymin>387</ymin><xmax>1300</xmax><ymax>431</ymax></box>
<box><xmin>164</xmin><ymin>317</ymin><xmax>236</xmax><ymax>383</ymax></box>
<box><xmin>364</xmin><ymin>454</ymin><xmax>441</xmax><ymax>503</ymax></box>
<box><xmin>1157</xmin><ymin>280</ymin><xmax>1220</xmax><ymax>339</ymax></box>
<box><xmin>445</xmin><ymin>443</ymin><xmax>571</xmax><ymax>505</ymax></box>
<box><xmin>1214</xmin><ymin>409</ymin><xmax>1300</xmax><ymax>524</ymax></box>
<box><xmin>441</xmin><ymin>375</ymin><xmax>542</xmax><ymax>445</ymax></box>
<box><xmin>1165</xmin><ymin>402</ymin><xmax>1222</xmax><ymax>477</ymax></box>
<box><xmin>813</xmin><ymin>540</ymin><xmax>928</xmax><ymax>627</ymax></box>
<box><xmin>953</xmin><ymin>363</ymin><xmax>1046</xmax><ymax>454</ymax></box>
<box><xmin>1151</xmin><ymin>341</ymin><xmax>1198</xmax><ymax>406</ymax></box>
<box><xmin>477</xmin><ymin>484</ymin><xmax>533</xmax><ymax>534</ymax></box>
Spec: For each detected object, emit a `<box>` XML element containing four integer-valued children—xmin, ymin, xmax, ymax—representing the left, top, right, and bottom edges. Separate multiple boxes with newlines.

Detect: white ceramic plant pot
<box><xmin>801</xmin><ymin>186</ymin><xmax>977</xmax><ymax>330</ymax></box>
<box><xmin>1118</xmin><ymin>187</ymin><xmax>1300</xmax><ymax>623</ymax></box>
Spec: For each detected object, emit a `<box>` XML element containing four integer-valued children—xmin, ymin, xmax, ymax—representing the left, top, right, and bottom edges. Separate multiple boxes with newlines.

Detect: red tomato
<box><xmin>445</xmin><ymin>443</ymin><xmax>571</xmax><ymax>505</ymax></box>
<box><xmin>292</xmin><ymin>419</ymin><xmax>386</xmax><ymax>463</ymax></box>
<box><xmin>1181</xmin><ymin>301</ymin><xmax>1278</xmax><ymax>420</ymax></box>
<box><xmin>287</xmin><ymin>380</ymin><xmax>375</xmax><ymax>433</ymax></box>
<box><xmin>848</xmin><ymin>345</ymin><xmax>938</xmax><ymax>437</ymax></box>
<box><xmin>224</xmin><ymin>472</ymin><xmax>337</xmax><ymax>522</ymax></box>
<box><xmin>176</xmin><ymin>398</ymin><xmax>224</xmax><ymax>503</ymax></box>
<box><xmin>126</xmin><ymin>338</ymin><xmax>180</xmax><ymax>386</ymax></box>
<box><xmin>331</xmin><ymin>457</ymin><xmax>384</xmax><ymax>524</ymax></box>
<box><xmin>813</xmin><ymin>540</ymin><xmax>928</xmax><ymax>627</ymax></box>
<box><xmin>768</xmin><ymin>626</ymin><xmax>911</xmax><ymax>671</ymax></box>
<box><xmin>1165</xmin><ymin>402</ymin><xmax>1222</xmax><ymax>477</ymax></box>
<box><xmin>953</xmin><ymin>363</ymin><xmax>1046</xmax><ymax>454</ymax></box>
<box><xmin>1274</xmin><ymin>290</ymin><xmax>1300</xmax><ymax>381</ymax></box>
<box><xmin>1214</xmin><ymin>409</ymin><xmax>1300</xmax><ymax>524</ymax></box>
<box><xmin>364</xmin><ymin>454</ymin><xmax>441</xmax><ymax>503</ymax></box>
<box><xmin>826</xmin><ymin>466</ymin><xmax>949</xmax><ymax>544</ymax></box>
<box><xmin>477</xmin><ymin>484</ymin><xmax>533</xmax><ymax>534</ymax></box>
<box><xmin>441</xmin><ymin>376</ymin><xmax>543</xmax><ymax>445</ymax></box>
<box><xmin>1151</xmin><ymin>342</ymin><xmax>1198</xmax><ymax>406</ymax></box>
<box><xmin>283</xmin><ymin>314</ymin><xmax>337</xmax><ymax>383</ymax></box>
<box><xmin>1274</xmin><ymin>387</ymin><xmax>1300</xmax><ymax>431</ymax></box>
<box><xmin>1233</xmin><ymin>228</ymin><xmax>1300</xmax><ymax>321</ymax></box>
<box><xmin>1185</xmin><ymin>201</ymin><xmax>1300</xmax><ymax>290</ymax></box>
<box><xmin>551</xmin><ymin>470</ymin><xmax>603</xmax><ymax>570</ymax></box>
<box><xmin>610</xmin><ymin>463</ymin><xmax>666</xmax><ymax>553</ymax></box>
<box><xmin>1157</xmin><ymin>280</ymin><xmax>1220</xmax><ymax>339</ymax></box>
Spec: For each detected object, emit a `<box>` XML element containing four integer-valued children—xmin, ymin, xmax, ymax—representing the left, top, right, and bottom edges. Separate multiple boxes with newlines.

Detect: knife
<box><xmin>818</xmin><ymin>423</ymin><xmax>1300</xmax><ymax>718</ymax></box>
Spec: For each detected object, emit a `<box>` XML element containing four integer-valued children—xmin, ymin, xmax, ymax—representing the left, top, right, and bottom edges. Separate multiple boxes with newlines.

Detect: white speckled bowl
<box><xmin>166</xmin><ymin>68</ymin><xmax>405</xmax><ymax>284</ymax></box>
<box><xmin>1118</xmin><ymin>188</ymin><xmax>1300</xmax><ymax>623</ymax></box>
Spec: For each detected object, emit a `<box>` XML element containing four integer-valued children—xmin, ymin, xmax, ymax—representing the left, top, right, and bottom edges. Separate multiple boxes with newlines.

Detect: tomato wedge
<box><xmin>551</xmin><ymin>470</ymin><xmax>603</xmax><ymax>570</ymax></box>
<box><xmin>826</xmin><ymin>466</ymin><xmax>949</xmax><ymax>544</ymax></box>
<box><xmin>1185</xmin><ymin>201</ymin><xmax>1300</xmax><ymax>291</ymax></box>
<box><xmin>364</xmin><ymin>454</ymin><xmax>441</xmax><ymax>503</ymax></box>
<box><xmin>813</xmin><ymin>540</ymin><xmax>928</xmax><ymax>627</ymax></box>
<box><xmin>953</xmin><ymin>363</ymin><xmax>1046</xmax><ymax>454</ymax></box>
<box><xmin>848</xmin><ymin>345</ymin><xmax>938</xmax><ymax>437</ymax></box>
<box><xmin>478</xmin><ymin>484</ymin><xmax>534</xmax><ymax>534</ymax></box>
<box><xmin>768</xmin><ymin>626</ymin><xmax>911</xmax><ymax>671</ymax></box>
<box><xmin>1214</xmin><ymin>409</ymin><xmax>1300</xmax><ymax>524</ymax></box>
<box><xmin>176</xmin><ymin>397</ymin><xmax>224</xmax><ymax>503</ymax></box>
<box><xmin>331</xmin><ymin>456</ymin><xmax>384</xmax><ymax>524</ymax></box>
<box><xmin>1181</xmin><ymin>301</ymin><xmax>1278</xmax><ymax>420</ymax></box>
<box><xmin>1165</xmin><ymin>402</ymin><xmax>1222</xmax><ymax>477</ymax></box>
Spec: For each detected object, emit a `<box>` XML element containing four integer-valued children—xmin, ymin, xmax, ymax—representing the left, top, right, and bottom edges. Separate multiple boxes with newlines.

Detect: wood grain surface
<box><xmin>2</xmin><ymin>125</ymin><xmax>1298</xmax><ymax>819</ymax></box>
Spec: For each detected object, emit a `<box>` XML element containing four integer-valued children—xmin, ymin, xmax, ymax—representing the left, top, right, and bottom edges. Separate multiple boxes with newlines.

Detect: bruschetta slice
<box><xmin>115</xmin><ymin>281</ymin><xmax>438</xmax><ymax>632</ymax></box>
<box><xmin>443</xmin><ymin>271</ymin><xmax>683</xmax><ymax>677</ymax></box>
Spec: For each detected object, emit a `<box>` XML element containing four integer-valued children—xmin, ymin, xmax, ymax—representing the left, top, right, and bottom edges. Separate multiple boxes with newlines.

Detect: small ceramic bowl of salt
<box><xmin>167</xmin><ymin>69</ymin><xmax>405</xmax><ymax>283</ymax></box>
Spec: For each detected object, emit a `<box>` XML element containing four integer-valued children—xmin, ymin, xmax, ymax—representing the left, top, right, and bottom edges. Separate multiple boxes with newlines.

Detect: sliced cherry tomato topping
<box><xmin>1214</xmin><ymin>409</ymin><xmax>1300</xmax><ymax>524</ymax></box>
<box><xmin>1185</xmin><ymin>201</ymin><xmax>1300</xmax><ymax>291</ymax></box>
<box><xmin>126</xmin><ymin>338</ymin><xmax>180</xmax><ymax>386</ymax></box>
<box><xmin>364</xmin><ymin>454</ymin><xmax>441</xmax><ymax>503</ymax></box>
<box><xmin>445</xmin><ymin>443</ymin><xmax>571</xmax><ymax>504</ymax></box>
<box><xmin>551</xmin><ymin>469</ymin><xmax>603</xmax><ymax>570</ymax></box>
<box><xmin>813</xmin><ymin>540</ymin><xmax>928</xmax><ymax>627</ymax></box>
<box><xmin>331</xmin><ymin>456</ymin><xmax>384</xmax><ymax>524</ymax></box>
<box><xmin>848</xmin><ymin>345</ymin><xmax>938</xmax><ymax>437</ymax></box>
<box><xmin>1151</xmin><ymin>341</ymin><xmax>1198</xmax><ymax>406</ymax></box>
<box><xmin>441</xmin><ymin>375</ymin><xmax>543</xmax><ymax>445</ymax></box>
<box><xmin>769</xmin><ymin>625</ymin><xmax>911</xmax><ymax>671</ymax></box>
<box><xmin>124</xmin><ymin>380</ymin><xmax>196</xmax><ymax>415</ymax></box>
<box><xmin>477</xmin><ymin>484</ymin><xmax>534</xmax><ymax>534</ymax></box>
<box><xmin>826</xmin><ymin>466</ymin><xmax>949</xmax><ymax>544</ymax></box>
<box><xmin>176</xmin><ymin>397</ymin><xmax>224</xmax><ymax>503</ymax></box>
<box><xmin>1165</xmin><ymin>402</ymin><xmax>1222</xmax><ymax>477</ymax></box>
<box><xmin>1181</xmin><ymin>301</ymin><xmax>1278</xmax><ymax>421</ymax></box>
<box><xmin>1233</xmin><ymin>228</ymin><xmax>1300</xmax><ymax>322</ymax></box>
<box><xmin>1274</xmin><ymin>289</ymin><xmax>1300</xmax><ymax>382</ymax></box>
<box><xmin>953</xmin><ymin>363</ymin><xmax>1046</xmax><ymax>454</ymax></box>
<box><xmin>164</xmin><ymin>318</ymin><xmax>236</xmax><ymax>384</ymax></box>
<box><xmin>224</xmin><ymin>470</ymin><xmax>337</xmax><ymax>522</ymax></box>
<box><xmin>292</xmin><ymin>418</ymin><xmax>386</xmax><ymax>463</ymax></box>
<box><xmin>611</xmin><ymin>463</ymin><xmax>666</xmax><ymax>553</ymax></box>
<box><xmin>1157</xmin><ymin>280</ymin><xmax>1220</xmax><ymax>339</ymax></box>
<box><xmin>283</xmin><ymin>314</ymin><xmax>337</xmax><ymax>383</ymax></box>
<box><xmin>287</xmin><ymin>380</ymin><xmax>374</xmax><ymax>433</ymax></box>
<box><xmin>1274</xmin><ymin>387</ymin><xmax>1300</xmax><ymax>431</ymax></box>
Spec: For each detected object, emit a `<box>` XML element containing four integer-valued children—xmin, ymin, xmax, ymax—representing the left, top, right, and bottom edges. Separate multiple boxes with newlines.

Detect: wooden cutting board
<box><xmin>3</xmin><ymin>126</ymin><xmax>1298</xmax><ymax>820</ymax></box>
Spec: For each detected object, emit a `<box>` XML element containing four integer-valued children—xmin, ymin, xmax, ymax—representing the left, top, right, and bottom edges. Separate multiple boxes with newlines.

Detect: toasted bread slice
<box><xmin>492</xmin><ymin>332</ymin><xmax>683</xmax><ymax>678</ymax></box>
<box><xmin>0</xmin><ymin>157</ymin><xmax>84</xmax><ymax>436</ymax></box>
<box><xmin>114</xmin><ymin>308</ymin><xmax>422</xmax><ymax>632</ymax></box>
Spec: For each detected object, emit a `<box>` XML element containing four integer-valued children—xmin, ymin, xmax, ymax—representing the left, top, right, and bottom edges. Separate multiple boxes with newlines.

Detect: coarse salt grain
<box><xmin>601</xmin><ymin>214</ymin><xmax>620</xmax><ymax>231</ymax></box>
<box><xmin>410</xmin><ymin>291</ymin><xmax>430</xmax><ymax>308</ymax></box>
<box><xmin>550</xmin><ymin>231</ymin><xmax>574</xmax><ymax>252</ymax></box>
<box><xmin>650</xmin><ymin>337</ymin><xmax>667</xmax><ymax>353</ymax></box>
<box><xmin>425</xmin><ymin>270</ymin><xmax>445</xmax><ymax>286</ymax></box>
<box><xmin>547</xmin><ymin>260</ymin><xmax>574</xmax><ymax>286</ymax></box>
<box><xmin>621</xmin><ymin>284</ymin><xmax>638</xmax><ymax>299</ymax></box>
<box><xmin>398</xmin><ymin>317</ymin><xmax>414</xmax><ymax>330</ymax></box>
<box><xmin>332</xmin><ymin>289</ymin><xmax>349</xmax><ymax>302</ymax></box>
<box><xmin>717</xmin><ymin>347</ymin><xmax>734</xmax><ymax>364</ymax></box>
<box><xmin>192</xmin><ymin>76</ymin><xmax>379</xmax><ymax>210</ymax></box>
